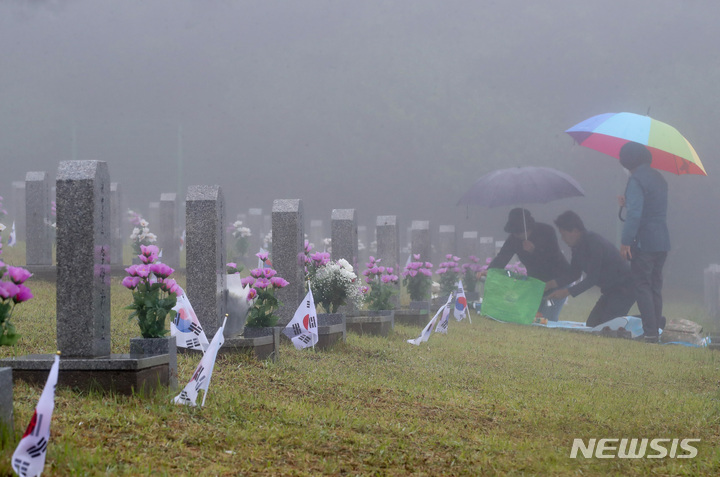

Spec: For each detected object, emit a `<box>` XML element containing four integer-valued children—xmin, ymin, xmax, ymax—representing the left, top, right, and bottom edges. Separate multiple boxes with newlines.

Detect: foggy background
<box><xmin>1</xmin><ymin>0</ymin><xmax>717</xmax><ymax>293</ymax></box>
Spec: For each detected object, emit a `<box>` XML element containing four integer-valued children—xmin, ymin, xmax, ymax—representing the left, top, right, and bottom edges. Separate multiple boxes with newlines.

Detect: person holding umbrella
<box><xmin>618</xmin><ymin>141</ymin><xmax>670</xmax><ymax>343</ymax></box>
<box><xmin>478</xmin><ymin>208</ymin><xmax>571</xmax><ymax>321</ymax></box>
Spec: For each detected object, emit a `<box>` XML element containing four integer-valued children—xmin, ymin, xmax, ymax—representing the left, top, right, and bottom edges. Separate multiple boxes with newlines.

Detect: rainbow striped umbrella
<box><xmin>566</xmin><ymin>112</ymin><xmax>706</xmax><ymax>176</ymax></box>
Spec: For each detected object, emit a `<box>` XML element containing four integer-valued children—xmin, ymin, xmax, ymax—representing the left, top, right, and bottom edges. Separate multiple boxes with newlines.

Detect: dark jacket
<box><xmin>558</xmin><ymin>230</ymin><xmax>633</xmax><ymax>297</ymax></box>
<box><xmin>621</xmin><ymin>163</ymin><xmax>670</xmax><ymax>252</ymax></box>
<box><xmin>489</xmin><ymin>222</ymin><xmax>570</xmax><ymax>282</ymax></box>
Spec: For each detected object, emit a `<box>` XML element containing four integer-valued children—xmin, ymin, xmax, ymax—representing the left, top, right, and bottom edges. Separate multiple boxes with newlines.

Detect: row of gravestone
<box><xmin>7</xmin><ymin>174</ymin><xmax>502</xmax><ymax>274</ymax></box>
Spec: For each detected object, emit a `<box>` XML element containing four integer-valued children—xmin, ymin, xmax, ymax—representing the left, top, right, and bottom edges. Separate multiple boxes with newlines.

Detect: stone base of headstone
<box><xmin>0</xmin><ymin>354</ymin><xmax>172</xmax><ymax>395</ymax></box>
<box><xmin>346</xmin><ymin>310</ymin><xmax>394</xmax><ymax>337</ymax></box>
<box><xmin>660</xmin><ymin>319</ymin><xmax>705</xmax><ymax>346</ymax></box>
<box><xmin>708</xmin><ymin>335</ymin><xmax>720</xmax><ymax>351</ymax></box>
<box><xmin>394</xmin><ymin>308</ymin><xmax>430</xmax><ymax>327</ymax></box>
<box><xmin>220</xmin><ymin>326</ymin><xmax>280</xmax><ymax>361</ymax></box>
<box><xmin>24</xmin><ymin>265</ymin><xmax>56</xmax><ymax>281</ymax></box>
<box><xmin>0</xmin><ymin>367</ymin><xmax>13</xmax><ymax>442</ymax></box>
<box><xmin>316</xmin><ymin>313</ymin><xmax>346</xmax><ymax>350</ymax></box>
<box><xmin>129</xmin><ymin>336</ymin><xmax>177</xmax><ymax>390</ymax></box>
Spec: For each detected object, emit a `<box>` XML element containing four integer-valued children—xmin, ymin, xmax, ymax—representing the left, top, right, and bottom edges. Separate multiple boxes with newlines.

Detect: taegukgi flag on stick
<box><xmin>407</xmin><ymin>303</ymin><xmax>446</xmax><ymax>346</ymax></box>
<box><xmin>283</xmin><ymin>287</ymin><xmax>319</xmax><ymax>349</ymax></box>
<box><xmin>434</xmin><ymin>293</ymin><xmax>453</xmax><ymax>334</ymax></box>
<box><xmin>173</xmin><ymin>316</ymin><xmax>226</xmax><ymax>407</ymax></box>
<box><xmin>12</xmin><ymin>353</ymin><xmax>60</xmax><ymax>477</ymax></box>
<box><xmin>171</xmin><ymin>286</ymin><xmax>210</xmax><ymax>352</ymax></box>
<box><xmin>453</xmin><ymin>280</ymin><xmax>468</xmax><ymax>322</ymax></box>
<box><xmin>8</xmin><ymin>221</ymin><xmax>16</xmax><ymax>247</ymax></box>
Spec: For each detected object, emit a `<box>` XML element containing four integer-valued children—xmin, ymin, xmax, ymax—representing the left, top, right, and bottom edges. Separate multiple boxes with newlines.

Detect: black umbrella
<box><xmin>457</xmin><ymin>166</ymin><xmax>585</xmax><ymax>208</ymax></box>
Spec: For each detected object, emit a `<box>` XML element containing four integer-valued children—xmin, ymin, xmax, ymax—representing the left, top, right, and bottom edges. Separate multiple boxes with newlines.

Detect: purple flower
<box><xmin>125</xmin><ymin>265</ymin><xmax>140</xmax><ymax>277</ymax></box>
<box><xmin>250</xmin><ymin>268</ymin><xmax>264</xmax><ymax>278</ymax></box>
<box><xmin>437</xmin><ymin>268</ymin><xmax>448</xmax><ymax>274</ymax></box>
<box><xmin>0</xmin><ymin>281</ymin><xmax>19</xmax><ymax>300</ymax></box>
<box><xmin>270</xmin><ymin>276</ymin><xmax>289</xmax><ymax>288</ymax></box>
<box><xmin>241</xmin><ymin>276</ymin><xmax>256</xmax><ymax>287</ymax></box>
<box><xmin>150</xmin><ymin>263</ymin><xmax>174</xmax><ymax>279</ymax></box>
<box><xmin>365</xmin><ymin>277</ymin><xmax>372</xmax><ymax>284</ymax></box>
<box><xmin>135</xmin><ymin>265</ymin><xmax>151</xmax><ymax>278</ymax></box>
<box><xmin>254</xmin><ymin>278</ymin><xmax>271</xmax><ymax>289</ymax></box>
<box><xmin>263</xmin><ymin>268</ymin><xmax>277</xmax><ymax>279</ymax></box>
<box><xmin>14</xmin><ymin>284</ymin><xmax>33</xmax><ymax>303</ymax></box>
<box><xmin>227</xmin><ymin>262</ymin><xmax>238</xmax><ymax>269</ymax></box>
<box><xmin>7</xmin><ymin>266</ymin><xmax>32</xmax><ymax>285</ymax></box>
<box><xmin>140</xmin><ymin>244</ymin><xmax>160</xmax><ymax>257</ymax></box>
<box><xmin>413</xmin><ymin>254</ymin><xmax>421</xmax><ymax>260</ymax></box>
<box><xmin>161</xmin><ymin>278</ymin><xmax>181</xmax><ymax>295</ymax></box>
<box><xmin>256</xmin><ymin>251</ymin><xmax>269</xmax><ymax>262</ymax></box>
<box><xmin>122</xmin><ymin>276</ymin><xmax>141</xmax><ymax>289</ymax></box>
<box><xmin>246</xmin><ymin>288</ymin><xmax>257</xmax><ymax>301</ymax></box>
<box><xmin>420</xmin><ymin>269</ymin><xmax>433</xmax><ymax>277</ymax></box>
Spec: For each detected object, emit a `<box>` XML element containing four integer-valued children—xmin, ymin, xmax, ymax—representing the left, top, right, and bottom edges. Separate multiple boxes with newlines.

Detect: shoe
<box><xmin>643</xmin><ymin>335</ymin><xmax>659</xmax><ymax>344</ymax></box>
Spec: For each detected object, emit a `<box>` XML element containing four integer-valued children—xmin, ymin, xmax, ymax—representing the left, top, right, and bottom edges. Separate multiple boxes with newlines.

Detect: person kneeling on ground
<box><xmin>478</xmin><ymin>208</ymin><xmax>571</xmax><ymax>321</ymax></box>
<box><xmin>544</xmin><ymin>210</ymin><xmax>635</xmax><ymax>327</ymax></box>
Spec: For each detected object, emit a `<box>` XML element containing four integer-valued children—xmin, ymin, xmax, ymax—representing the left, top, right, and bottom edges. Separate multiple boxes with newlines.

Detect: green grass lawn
<box><xmin>0</xmin><ymin>263</ymin><xmax>719</xmax><ymax>475</ymax></box>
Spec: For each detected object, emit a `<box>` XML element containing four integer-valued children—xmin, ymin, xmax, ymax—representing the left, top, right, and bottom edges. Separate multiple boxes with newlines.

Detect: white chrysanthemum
<box><xmin>239</xmin><ymin>227</ymin><xmax>251</xmax><ymax>237</ymax></box>
<box><xmin>140</xmin><ymin>219</ymin><xmax>149</xmax><ymax>227</ymax></box>
<box><xmin>0</xmin><ymin>223</ymin><xmax>5</xmax><ymax>232</ymax></box>
<box><xmin>233</xmin><ymin>220</ymin><xmax>243</xmax><ymax>228</ymax></box>
<box><xmin>337</xmin><ymin>258</ymin><xmax>352</xmax><ymax>271</ymax></box>
<box><xmin>322</xmin><ymin>237</ymin><xmax>331</xmax><ymax>245</ymax></box>
<box><xmin>146</xmin><ymin>233</ymin><xmax>157</xmax><ymax>242</ymax></box>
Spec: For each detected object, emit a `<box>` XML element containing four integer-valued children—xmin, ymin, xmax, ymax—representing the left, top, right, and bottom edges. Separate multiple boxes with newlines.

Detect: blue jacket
<box><xmin>621</xmin><ymin>163</ymin><xmax>670</xmax><ymax>252</ymax></box>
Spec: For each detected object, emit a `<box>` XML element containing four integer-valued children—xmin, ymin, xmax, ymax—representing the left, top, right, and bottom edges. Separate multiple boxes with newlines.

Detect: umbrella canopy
<box><xmin>566</xmin><ymin>112</ymin><xmax>706</xmax><ymax>176</ymax></box>
<box><xmin>456</xmin><ymin>166</ymin><xmax>585</xmax><ymax>208</ymax></box>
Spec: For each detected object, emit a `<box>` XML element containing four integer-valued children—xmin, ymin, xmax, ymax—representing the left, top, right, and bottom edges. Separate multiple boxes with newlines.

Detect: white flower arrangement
<box><xmin>129</xmin><ymin>219</ymin><xmax>157</xmax><ymax>255</ymax></box>
<box><xmin>308</xmin><ymin>256</ymin><xmax>364</xmax><ymax>313</ymax></box>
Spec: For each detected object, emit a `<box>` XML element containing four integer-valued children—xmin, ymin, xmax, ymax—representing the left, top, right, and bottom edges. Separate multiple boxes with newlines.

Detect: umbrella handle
<box><xmin>618</xmin><ymin>205</ymin><xmax>626</xmax><ymax>222</ymax></box>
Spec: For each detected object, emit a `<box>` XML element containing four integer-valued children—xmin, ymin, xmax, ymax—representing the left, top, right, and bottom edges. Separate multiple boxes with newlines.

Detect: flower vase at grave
<box><xmin>345</xmin><ymin>309</ymin><xmax>394</xmax><ymax>337</ymax></box>
<box><xmin>129</xmin><ymin>336</ymin><xmax>177</xmax><ymax>390</ymax></box>
<box><xmin>394</xmin><ymin>301</ymin><xmax>430</xmax><ymax>328</ymax></box>
<box><xmin>220</xmin><ymin>325</ymin><xmax>279</xmax><ymax>361</ymax></box>
<box><xmin>314</xmin><ymin>313</ymin><xmax>347</xmax><ymax>350</ymax></box>
<box><xmin>0</xmin><ymin>367</ymin><xmax>13</xmax><ymax>441</ymax></box>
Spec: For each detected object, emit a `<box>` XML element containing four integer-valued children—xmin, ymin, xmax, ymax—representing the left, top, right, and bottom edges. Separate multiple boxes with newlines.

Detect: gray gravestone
<box><xmin>376</xmin><ymin>216</ymin><xmax>400</xmax><ymax>271</ymax></box>
<box><xmin>376</xmin><ymin>215</ymin><xmax>401</xmax><ymax>305</ymax></box>
<box><xmin>110</xmin><ymin>183</ymin><xmax>124</xmax><ymax>266</ymax></box>
<box><xmin>357</xmin><ymin>224</ymin><xmax>369</xmax><ymax>268</ymax></box>
<box><xmin>495</xmin><ymin>240</ymin><xmax>505</xmax><ymax>256</ymax></box>
<box><xmin>704</xmin><ymin>264</ymin><xmax>720</xmax><ymax>323</ymax></box>
<box><xmin>0</xmin><ymin>367</ymin><xmax>12</xmax><ymax>438</ymax></box>
<box><xmin>331</xmin><ymin>209</ymin><xmax>358</xmax><ymax>268</ymax></box>
<box><xmin>159</xmin><ymin>193</ymin><xmax>179</xmax><ymax>269</ymax></box>
<box><xmin>411</xmin><ymin>220</ymin><xmax>431</xmax><ymax>263</ymax></box>
<box><xmin>310</xmin><ymin>219</ymin><xmax>325</xmax><ymax>251</ymax></box>
<box><xmin>186</xmin><ymin>185</ymin><xmax>229</xmax><ymax>340</ymax></box>
<box><xmin>11</xmin><ymin>181</ymin><xmax>25</xmax><ymax>242</ymax></box>
<box><xmin>25</xmin><ymin>171</ymin><xmax>53</xmax><ymax>266</ymax></box>
<box><xmin>479</xmin><ymin>236</ymin><xmax>494</xmax><ymax>261</ymax></box>
<box><xmin>272</xmin><ymin>199</ymin><xmax>305</xmax><ymax>325</ymax></box>
<box><xmin>148</xmin><ymin>201</ymin><xmax>160</xmax><ymax>233</ymax></box>
<box><xmin>461</xmin><ymin>231</ymin><xmax>479</xmax><ymax>259</ymax></box>
<box><xmin>56</xmin><ymin>161</ymin><xmax>111</xmax><ymax>358</ymax></box>
<box><xmin>438</xmin><ymin>225</ymin><xmax>456</xmax><ymax>263</ymax></box>
<box><xmin>247</xmin><ymin>208</ymin><xmax>264</xmax><ymax>255</ymax></box>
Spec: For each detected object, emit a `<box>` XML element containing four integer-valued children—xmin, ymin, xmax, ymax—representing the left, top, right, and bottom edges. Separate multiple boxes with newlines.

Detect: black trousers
<box><xmin>586</xmin><ymin>286</ymin><xmax>636</xmax><ymax>328</ymax></box>
<box><xmin>631</xmin><ymin>250</ymin><xmax>667</xmax><ymax>337</ymax></box>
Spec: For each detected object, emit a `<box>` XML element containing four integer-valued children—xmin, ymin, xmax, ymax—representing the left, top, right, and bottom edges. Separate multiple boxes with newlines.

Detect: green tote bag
<box><xmin>481</xmin><ymin>268</ymin><xmax>545</xmax><ymax>324</ymax></box>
